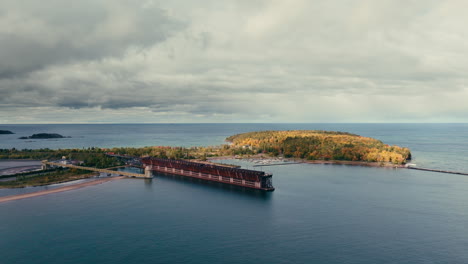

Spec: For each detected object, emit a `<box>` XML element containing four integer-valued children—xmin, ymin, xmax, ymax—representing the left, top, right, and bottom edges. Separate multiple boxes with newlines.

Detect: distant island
<box><xmin>19</xmin><ymin>133</ymin><xmax>68</xmax><ymax>139</ymax></box>
<box><xmin>226</xmin><ymin>130</ymin><xmax>411</xmax><ymax>165</ymax></box>
<box><xmin>0</xmin><ymin>130</ymin><xmax>14</xmax><ymax>134</ymax></box>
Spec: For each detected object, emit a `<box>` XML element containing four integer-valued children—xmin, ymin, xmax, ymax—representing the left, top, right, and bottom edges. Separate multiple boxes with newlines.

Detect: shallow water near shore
<box><xmin>1</xmin><ymin>123</ymin><xmax>468</xmax><ymax>263</ymax></box>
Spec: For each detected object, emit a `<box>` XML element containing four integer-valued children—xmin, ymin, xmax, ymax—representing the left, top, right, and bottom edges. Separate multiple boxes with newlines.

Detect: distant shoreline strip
<box><xmin>0</xmin><ymin>176</ymin><xmax>125</xmax><ymax>203</ymax></box>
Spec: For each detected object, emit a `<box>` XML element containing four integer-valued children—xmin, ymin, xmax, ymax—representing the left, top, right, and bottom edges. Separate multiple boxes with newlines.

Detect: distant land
<box><xmin>0</xmin><ymin>130</ymin><xmax>14</xmax><ymax>134</ymax></box>
<box><xmin>19</xmin><ymin>133</ymin><xmax>68</xmax><ymax>139</ymax></box>
<box><xmin>3</xmin><ymin>129</ymin><xmax>410</xmax><ymax>165</ymax></box>
<box><xmin>0</xmin><ymin>129</ymin><xmax>412</xmax><ymax>188</ymax></box>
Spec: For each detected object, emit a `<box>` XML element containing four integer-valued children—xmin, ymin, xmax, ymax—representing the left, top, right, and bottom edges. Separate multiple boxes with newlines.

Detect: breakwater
<box><xmin>408</xmin><ymin>167</ymin><xmax>468</xmax><ymax>176</ymax></box>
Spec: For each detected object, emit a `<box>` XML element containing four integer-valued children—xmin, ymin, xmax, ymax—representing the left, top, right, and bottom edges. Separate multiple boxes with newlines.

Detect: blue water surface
<box><xmin>1</xmin><ymin>123</ymin><xmax>468</xmax><ymax>264</ymax></box>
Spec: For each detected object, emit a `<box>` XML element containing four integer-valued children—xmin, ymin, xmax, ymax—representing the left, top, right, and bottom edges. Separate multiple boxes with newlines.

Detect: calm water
<box><xmin>1</xmin><ymin>124</ymin><xmax>468</xmax><ymax>263</ymax></box>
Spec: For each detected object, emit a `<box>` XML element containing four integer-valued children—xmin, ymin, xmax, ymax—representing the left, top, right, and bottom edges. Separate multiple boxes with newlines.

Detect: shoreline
<box><xmin>302</xmin><ymin>159</ymin><xmax>405</xmax><ymax>168</ymax></box>
<box><xmin>0</xmin><ymin>165</ymin><xmax>42</xmax><ymax>177</ymax></box>
<box><xmin>0</xmin><ymin>172</ymin><xmax>99</xmax><ymax>189</ymax></box>
<box><xmin>0</xmin><ymin>176</ymin><xmax>125</xmax><ymax>203</ymax></box>
<box><xmin>208</xmin><ymin>155</ymin><xmax>406</xmax><ymax>168</ymax></box>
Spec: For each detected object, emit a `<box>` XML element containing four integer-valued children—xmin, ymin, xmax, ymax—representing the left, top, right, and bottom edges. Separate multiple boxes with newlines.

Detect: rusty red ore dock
<box><xmin>141</xmin><ymin>157</ymin><xmax>275</xmax><ymax>191</ymax></box>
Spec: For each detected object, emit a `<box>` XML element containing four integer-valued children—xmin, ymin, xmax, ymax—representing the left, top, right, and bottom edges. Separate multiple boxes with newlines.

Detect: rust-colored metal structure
<box><xmin>141</xmin><ymin>157</ymin><xmax>275</xmax><ymax>191</ymax></box>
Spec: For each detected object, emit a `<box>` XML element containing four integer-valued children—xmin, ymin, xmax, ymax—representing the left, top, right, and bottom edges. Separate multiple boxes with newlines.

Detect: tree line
<box><xmin>227</xmin><ymin>130</ymin><xmax>411</xmax><ymax>164</ymax></box>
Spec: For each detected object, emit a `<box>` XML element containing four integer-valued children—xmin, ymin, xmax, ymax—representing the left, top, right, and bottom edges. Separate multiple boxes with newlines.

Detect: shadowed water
<box><xmin>1</xmin><ymin>163</ymin><xmax>468</xmax><ymax>264</ymax></box>
<box><xmin>1</xmin><ymin>124</ymin><xmax>468</xmax><ymax>263</ymax></box>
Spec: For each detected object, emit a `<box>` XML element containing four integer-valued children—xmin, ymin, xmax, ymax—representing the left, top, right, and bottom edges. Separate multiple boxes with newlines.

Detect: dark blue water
<box><xmin>1</xmin><ymin>124</ymin><xmax>468</xmax><ymax>263</ymax></box>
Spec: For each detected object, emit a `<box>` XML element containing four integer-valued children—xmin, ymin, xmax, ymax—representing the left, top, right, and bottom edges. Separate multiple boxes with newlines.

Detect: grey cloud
<box><xmin>2</xmin><ymin>0</ymin><xmax>468</xmax><ymax>123</ymax></box>
<box><xmin>0</xmin><ymin>0</ymin><xmax>183</xmax><ymax>78</ymax></box>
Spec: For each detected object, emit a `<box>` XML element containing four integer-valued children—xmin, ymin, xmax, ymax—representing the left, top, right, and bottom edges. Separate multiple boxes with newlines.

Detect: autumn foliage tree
<box><xmin>226</xmin><ymin>130</ymin><xmax>411</xmax><ymax>164</ymax></box>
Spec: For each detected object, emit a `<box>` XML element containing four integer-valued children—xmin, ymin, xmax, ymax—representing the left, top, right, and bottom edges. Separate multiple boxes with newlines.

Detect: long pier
<box><xmin>408</xmin><ymin>166</ymin><xmax>468</xmax><ymax>176</ymax></box>
<box><xmin>42</xmin><ymin>161</ymin><xmax>152</xmax><ymax>178</ymax></box>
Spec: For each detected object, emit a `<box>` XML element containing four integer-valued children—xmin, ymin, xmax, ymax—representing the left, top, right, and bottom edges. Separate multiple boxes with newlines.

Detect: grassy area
<box><xmin>0</xmin><ymin>148</ymin><xmax>124</xmax><ymax>168</ymax></box>
<box><xmin>0</xmin><ymin>168</ymin><xmax>97</xmax><ymax>188</ymax></box>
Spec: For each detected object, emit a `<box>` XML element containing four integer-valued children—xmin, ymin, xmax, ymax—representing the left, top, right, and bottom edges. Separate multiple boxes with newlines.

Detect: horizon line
<box><xmin>2</xmin><ymin>122</ymin><xmax>468</xmax><ymax>125</ymax></box>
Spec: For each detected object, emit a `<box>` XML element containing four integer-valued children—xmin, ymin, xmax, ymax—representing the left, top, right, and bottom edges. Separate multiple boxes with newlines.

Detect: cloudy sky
<box><xmin>1</xmin><ymin>0</ymin><xmax>467</xmax><ymax>123</ymax></box>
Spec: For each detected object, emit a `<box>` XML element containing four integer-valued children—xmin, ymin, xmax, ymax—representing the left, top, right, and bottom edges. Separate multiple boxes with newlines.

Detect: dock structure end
<box><xmin>144</xmin><ymin>165</ymin><xmax>154</xmax><ymax>178</ymax></box>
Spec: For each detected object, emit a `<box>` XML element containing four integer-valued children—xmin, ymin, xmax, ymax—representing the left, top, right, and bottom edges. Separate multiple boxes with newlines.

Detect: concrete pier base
<box><xmin>144</xmin><ymin>165</ymin><xmax>154</xmax><ymax>178</ymax></box>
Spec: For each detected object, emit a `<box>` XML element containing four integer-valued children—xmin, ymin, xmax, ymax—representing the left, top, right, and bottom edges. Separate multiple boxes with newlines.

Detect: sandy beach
<box><xmin>0</xmin><ymin>176</ymin><xmax>125</xmax><ymax>203</ymax></box>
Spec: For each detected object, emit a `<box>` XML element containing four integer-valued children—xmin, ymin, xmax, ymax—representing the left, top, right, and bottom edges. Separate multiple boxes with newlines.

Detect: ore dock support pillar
<box><xmin>41</xmin><ymin>160</ymin><xmax>50</xmax><ymax>170</ymax></box>
<box><xmin>144</xmin><ymin>165</ymin><xmax>154</xmax><ymax>178</ymax></box>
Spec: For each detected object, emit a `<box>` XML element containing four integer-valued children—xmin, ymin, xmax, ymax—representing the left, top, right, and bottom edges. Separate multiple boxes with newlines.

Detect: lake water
<box><xmin>1</xmin><ymin>124</ymin><xmax>468</xmax><ymax>263</ymax></box>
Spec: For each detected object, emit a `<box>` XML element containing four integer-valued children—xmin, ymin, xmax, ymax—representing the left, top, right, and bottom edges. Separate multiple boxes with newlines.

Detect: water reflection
<box><xmin>143</xmin><ymin>178</ymin><xmax>153</xmax><ymax>190</ymax></box>
<box><xmin>155</xmin><ymin>172</ymin><xmax>273</xmax><ymax>200</ymax></box>
<box><xmin>116</xmin><ymin>166</ymin><xmax>144</xmax><ymax>174</ymax></box>
<box><xmin>115</xmin><ymin>165</ymin><xmax>273</xmax><ymax>200</ymax></box>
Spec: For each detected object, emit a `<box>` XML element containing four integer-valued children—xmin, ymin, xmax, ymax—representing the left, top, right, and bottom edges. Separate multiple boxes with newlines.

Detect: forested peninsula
<box><xmin>227</xmin><ymin>130</ymin><xmax>411</xmax><ymax>165</ymax></box>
